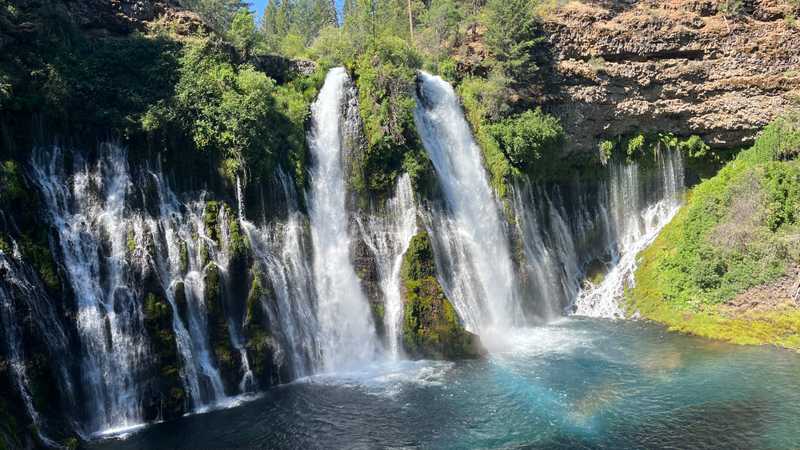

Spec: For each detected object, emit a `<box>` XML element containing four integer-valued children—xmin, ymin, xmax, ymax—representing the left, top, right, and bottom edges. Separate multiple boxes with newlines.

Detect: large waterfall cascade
<box><xmin>1</xmin><ymin>66</ymin><xmax>690</xmax><ymax>443</ymax></box>
<box><xmin>307</xmin><ymin>67</ymin><xmax>381</xmax><ymax>371</ymax></box>
<box><xmin>28</xmin><ymin>145</ymin><xmax>278</xmax><ymax>435</ymax></box>
<box><xmin>412</xmin><ymin>72</ymin><xmax>687</xmax><ymax>329</ymax></box>
<box><xmin>413</xmin><ymin>72</ymin><xmax>523</xmax><ymax>336</ymax></box>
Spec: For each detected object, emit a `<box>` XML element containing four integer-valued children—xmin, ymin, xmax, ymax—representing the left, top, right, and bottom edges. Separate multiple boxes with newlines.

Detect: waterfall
<box><xmin>356</xmin><ymin>174</ymin><xmax>417</xmax><ymax>359</ymax></box>
<box><xmin>146</xmin><ymin>172</ymin><xmax>228</xmax><ymax>407</ymax></box>
<box><xmin>574</xmin><ymin>148</ymin><xmax>685</xmax><ymax>317</ymax></box>
<box><xmin>0</xmin><ymin>245</ymin><xmax>73</xmax><ymax>446</ymax></box>
<box><xmin>511</xmin><ymin>184</ymin><xmax>585</xmax><ymax>321</ymax></box>
<box><xmin>307</xmin><ymin>67</ymin><xmax>380</xmax><ymax>370</ymax></box>
<box><xmin>511</xmin><ymin>148</ymin><xmax>686</xmax><ymax>319</ymax></box>
<box><xmin>242</xmin><ymin>169</ymin><xmax>320</xmax><ymax>377</ymax></box>
<box><xmin>32</xmin><ymin>144</ymin><xmax>147</xmax><ymax>434</ymax></box>
<box><xmin>30</xmin><ymin>144</ymin><xmax>266</xmax><ymax>433</ymax></box>
<box><xmin>413</xmin><ymin>72</ymin><xmax>522</xmax><ymax>335</ymax></box>
<box><xmin>219</xmin><ymin>192</ymin><xmax>255</xmax><ymax>393</ymax></box>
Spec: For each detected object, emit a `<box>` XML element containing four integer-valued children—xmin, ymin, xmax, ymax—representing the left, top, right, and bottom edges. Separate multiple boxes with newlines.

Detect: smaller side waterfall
<box><xmin>574</xmin><ymin>149</ymin><xmax>685</xmax><ymax>317</ymax></box>
<box><xmin>242</xmin><ymin>169</ymin><xmax>320</xmax><ymax>377</ymax></box>
<box><xmin>414</xmin><ymin>72</ymin><xmax>522</xmax><ymax>335</ymax></box>
<box><xmin>511</xmin><ymin>148</ymin><xmax>686</xmax><ymax>319</ymax></box>
<box><xmin>356</xmin><ymin>174</ymin><xmax>417</xmax><ymax>359</ymax></box>
<box><xmin>307</xmin><ymin>67</ymin><xmax>380</xmax><ymax>371</ymax></box>
<box><xmin>146</xmin><ymin>173</ymin><xmax>228</xmax><ymax>408</ymax></box>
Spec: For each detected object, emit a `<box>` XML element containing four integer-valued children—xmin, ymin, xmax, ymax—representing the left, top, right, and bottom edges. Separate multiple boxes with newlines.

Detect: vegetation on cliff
<box><xmin>400</xmin><ymin>230</ymin><xmax>484</xmax><ymax>359</ymax></box>
<box><xmin>0</xmin><ymin>0</ymin><xmax>321</xmax><ymax>193</ymax></box>
<box><xmin>628</xmin><ymin>113</ymin><xmax>800</xmax><ymax>350</ymax></box>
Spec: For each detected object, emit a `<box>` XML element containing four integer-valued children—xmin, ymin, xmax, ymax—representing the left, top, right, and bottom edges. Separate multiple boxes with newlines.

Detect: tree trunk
<box><xmin>407</xmin><ymin>0</ymin><xmax>414</xmax><ymax>42</ymax></box>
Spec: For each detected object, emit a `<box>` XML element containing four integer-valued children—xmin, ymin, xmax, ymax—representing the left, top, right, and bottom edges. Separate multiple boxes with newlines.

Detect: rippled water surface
<box><xmin>89</xmin><ymin>318</ymin><xmax>800</xmax><ymax>449</ymax></box>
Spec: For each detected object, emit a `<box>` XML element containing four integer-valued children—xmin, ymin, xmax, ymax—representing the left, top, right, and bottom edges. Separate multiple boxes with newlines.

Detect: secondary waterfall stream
<box><xmin>242</xmin><ymin>168</ymin><xmax>320</xmax><ymax>378</ymax></box>
<box><xmin>356</xmin><ymin>174</ymin><xmax>417</xmax><ymax>359</ymax></box>
<box><xmin>32</xmin><ymin>145</ymin><xmax>147</xmax><ymax>434</ymax></box>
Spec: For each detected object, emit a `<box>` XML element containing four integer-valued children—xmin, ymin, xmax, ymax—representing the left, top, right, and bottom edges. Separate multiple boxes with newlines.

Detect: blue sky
<box><xmin>249</xmin><ymin>0</ymin><xmax>345</xmax><ymax>18</ymax></box>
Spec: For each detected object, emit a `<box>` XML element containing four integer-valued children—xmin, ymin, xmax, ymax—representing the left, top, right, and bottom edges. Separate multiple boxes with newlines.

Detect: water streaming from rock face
<box><xmin>0</xmin><ymin>244</ymin><xmax>74</xmax><ymax>446</ymax></box>
<box><xmin>242</xmin><ymin>169</ymin><xmax>320</xmax><ymax>377</ymax></box>
<box><xmin>511</xmin><ymin>149</ymin><xmax>686</xmax><ymax>319</ymax></box>
<box><xmin>32</xmin><ymin>145</ymin><xmax>148</xmax><ymax>434</ymax></box>
<box><xmin>355</xmin><ymin>174</ymin><xmax>417</xmax><ymax>359</ymax></box>
<box><xmin>146</xmin><ymin>172</ymin><xmax>228</xmax><ymax>407</ymax></box>
<box><xmin>574</xmin><ymin>149</ymin><xmax>685</xmax><ymax>317</ymax></box>
<box><xmin>413</xmin><ymin>72</ymin><xmax>523</xmax><ymax>335</ymax></box>
<box><xmin>307</xmin><ymin>67</ymin><xmax>381</xmax><ymax>370</ymax></box>
<box><xmin>30</xmin><ymin>145</ymin><xmax>263</xmax><ymax>433</ymax></box>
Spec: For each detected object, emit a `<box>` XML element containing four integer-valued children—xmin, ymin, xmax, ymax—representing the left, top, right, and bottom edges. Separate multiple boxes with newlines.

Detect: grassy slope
<box><xmin>627</xmin><ymin>114</ymin><xmax>800</xmax><ymax>350</ymax></box>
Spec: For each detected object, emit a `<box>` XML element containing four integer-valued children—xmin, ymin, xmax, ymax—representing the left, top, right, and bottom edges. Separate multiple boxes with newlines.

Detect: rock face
<box><xmin>400</xmin><ymin>231</ymin><xmax>485</xmax><ymax>360</ymax></box>
<box><xmin>538</xmin><ymin>0</ymin><xmax>800</xmax><ymax>152</ymax></box>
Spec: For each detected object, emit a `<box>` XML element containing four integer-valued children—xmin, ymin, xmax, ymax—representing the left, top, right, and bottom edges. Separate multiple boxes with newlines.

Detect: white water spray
<box><xmin>356</xmin><ymin>174</ymin><xmax>417</xmax><ymax>359</ymax></box>
<box><xmin>307</xmin><ymin>67</ymin><xmax>380</xmax><ymax>370</ymax></box>
<box><xmin>414</xmin><ymin>72</ymin><xmax>522</xmax><ymax>335</ymax></box>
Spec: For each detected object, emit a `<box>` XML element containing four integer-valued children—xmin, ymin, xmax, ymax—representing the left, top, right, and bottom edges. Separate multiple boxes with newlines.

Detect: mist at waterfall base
<box><xmin>87</xmin><ymin>319</ymin><xmax>800</xmax><ymax>450</ymax></box>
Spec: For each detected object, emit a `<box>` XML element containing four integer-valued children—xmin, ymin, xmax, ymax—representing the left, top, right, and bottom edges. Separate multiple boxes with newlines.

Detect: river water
<box><xmin>88</xmin><ymin>318</ymin><xmax>800</xmax><ymax>449</ymax></box>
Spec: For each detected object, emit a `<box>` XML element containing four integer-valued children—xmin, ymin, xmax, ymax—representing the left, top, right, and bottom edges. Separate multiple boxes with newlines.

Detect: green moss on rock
<box><xmin>18</xmin><ymin>237</ymin><xmax>60</xmax><ymax>295</ymax></box>
<box><xmin>243</xmin><ymin>271</ymin><xmax>283</xmax><ymax>387</ymax></box>
<box><xmin>203</xmin><ymin>200</ymin><xmax>221</xmax><ymax>243</ymax></box>
<box><xmin>0</xmin><ymin>235</ymin><xmax>10</xmax><ymax>255</ymax></box>
<box><xmin>203</xmin><ymin>263</ymin><xmax>241</xmax><ymax>393</ymax></box>
<box><xmin>142</xmin><ymin>292</ymin><xmax>185</xmax><ymax>420</ymax></box>
<box><xmin>178</xmin><ymin>239</ymin><xmax>189</xmax><ymax>275</ymax></box>
<box><xmin>400</xmin><ymin>231</ymin><xmax>484</xmax><ymax>359</ymax></box>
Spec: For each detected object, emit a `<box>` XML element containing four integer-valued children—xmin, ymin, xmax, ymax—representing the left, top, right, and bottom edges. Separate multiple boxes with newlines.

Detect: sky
<box><xmin>249</xmin><ymin>0</ymin><xmax>345</xmax><ymax>18</ymax></box>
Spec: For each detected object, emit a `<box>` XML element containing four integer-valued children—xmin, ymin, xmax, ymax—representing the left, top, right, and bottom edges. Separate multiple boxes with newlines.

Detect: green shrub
<box><xmin>457</xmin><ymin>74</ymin><xmax>515</xmax><ymax>197</ymax></box>
<box><xmin>146</xmin><ymin>38</ymin><xmax>311</xmax><ymax>183</ymax></box>
<box><xmin>626</xmin><ymin>134</ymin><xmax>646</xmax><ymax>158</ymax></box>
<box><xmin>629</xmin><ymin>114</ymin><xmax>800</xmax><ymax>311</ymax></box>
<box><xmin>678</xmin><ymin>134</ymin><xmax>711</xmax><ymax>158</ymax></box>
<box><xmin>351</xmin><ymin>35</ymin><xmax>427</xmax><ymax>197</ymax></box>
<box><xmin>483</xmin><ymin>0</ymin><xmax>546</xmax><ymax>85</ymax></box>
<box><xmin>486</xmin><ymin>108</ymin><xmax>564</xmax><ymax>171</ymax></box>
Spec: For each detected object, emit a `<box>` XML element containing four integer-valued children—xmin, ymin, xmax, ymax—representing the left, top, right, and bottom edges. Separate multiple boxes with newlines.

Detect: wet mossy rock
<box><xmin>400</xmin><ymin>231</ymin><xmax>485</xmax><ymax>360</ymax></box>
<box><xmin>203</xmin><ymin>263</ymin><xmax>243</xmax><ymax>394</ymax></box>
<box><xmin>243</xmin><ymin>273</ymin><xmax>285</xmax><ymax>387</ymax></box>
<box><xmin>142</xmin><ymin>291</ymin><xmax>185</xmax><ymax>421</ymax></box>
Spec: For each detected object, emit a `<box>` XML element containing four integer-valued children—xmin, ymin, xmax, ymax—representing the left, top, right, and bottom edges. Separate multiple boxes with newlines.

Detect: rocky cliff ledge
<box><xmin>524</xmin><ymin>0</ymin><xmax>800</xmax><ymax>152</ymax></box>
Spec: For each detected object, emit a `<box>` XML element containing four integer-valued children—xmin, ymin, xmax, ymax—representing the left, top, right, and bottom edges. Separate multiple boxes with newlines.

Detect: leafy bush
<box><xmin>227</xmin><ymin>8</ymin><xmax>257</xmax><ymax>59</ymax></box>
<box><xmin>486</xmin><ymin>108</ymin><xmax>564</xmax><ymax>171</ymax></box>
<box><xmin>145</xmin><ymin>39</ymin><xmax>312</xmax><ymax>183</ymax></box>
<box><xmin>350</xmin><ymin>35</ymin><xmax>428</xmax><ymax>196</ymax></box>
